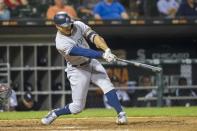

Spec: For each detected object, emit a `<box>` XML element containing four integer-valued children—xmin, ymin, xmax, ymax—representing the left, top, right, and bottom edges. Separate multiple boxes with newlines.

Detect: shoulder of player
<box><xmin>73</xmin><ymin>20</ymin><xmax>87</xmax><ymax>27</ymax></box>
<box><xmin>73</xmin><ymin>20</ymin><xmax>91</xmax><ymax>35</ymax></box>
<box><xmin>55</xmin><ymin>33</ymin><xmax>75</xmax><ymax>49</ymax></box>
<box><xmin>55</xmin><ymin>31</ymin><xmax>70</xmax><ymax>41</ymax></box>
<box><xmin>55</xmin><ymin>41</ymin><xmax>68</xmax><ymax>52</ymax></box>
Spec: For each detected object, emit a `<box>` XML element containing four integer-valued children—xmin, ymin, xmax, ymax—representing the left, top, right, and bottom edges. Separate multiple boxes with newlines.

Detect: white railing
<box><xmin>0</xmin><ymin>63</ymin><xmax>11</xmax><ymax>111</ymax></box>
<box><xmin>0</xmin><ymin>63</ymin><xmax>10</xmax><ymax>87</ymax></box>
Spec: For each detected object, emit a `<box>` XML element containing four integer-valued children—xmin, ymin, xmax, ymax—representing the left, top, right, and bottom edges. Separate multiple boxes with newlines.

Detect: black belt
<box><xmin>72</xmin><ymin>59</ymin><xmax>91</xmax><ymax>67</ymax></box>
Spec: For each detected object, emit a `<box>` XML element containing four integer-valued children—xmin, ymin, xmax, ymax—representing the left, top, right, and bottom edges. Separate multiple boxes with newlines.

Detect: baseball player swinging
<box><xmin>41</xmin><ymin>12</ymin><xmax>127</xmax><ymax>125</ymax></box>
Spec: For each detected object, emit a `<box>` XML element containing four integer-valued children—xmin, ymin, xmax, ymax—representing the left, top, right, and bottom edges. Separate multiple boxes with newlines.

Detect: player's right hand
<box><xmin>103</xmin><ymin>49</ymin><xmax>116</xmax><ymax>63</ymax></box>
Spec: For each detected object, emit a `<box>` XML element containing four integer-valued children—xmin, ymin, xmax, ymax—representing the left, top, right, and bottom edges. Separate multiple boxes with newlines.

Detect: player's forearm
<box><xmin>93</xmin><ymin>35</ymin><xmax>109</xmax><ymax>51</ymax></box>
<box><xmin>69</xmin><ymin>46</ymin><xmax>103</xmax><ymax>58</ymax></box>
<box><xmin>84</xmin><ymin>29</ymin><xmax>110</xmax><ymax>51</ymax></box>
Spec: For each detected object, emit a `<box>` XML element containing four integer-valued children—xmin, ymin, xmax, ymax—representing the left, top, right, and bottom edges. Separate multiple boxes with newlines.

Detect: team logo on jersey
<box><xmin>77</xmin><ymin>37</ymin><xmax>83</xmax><ymax>46</ymax></box>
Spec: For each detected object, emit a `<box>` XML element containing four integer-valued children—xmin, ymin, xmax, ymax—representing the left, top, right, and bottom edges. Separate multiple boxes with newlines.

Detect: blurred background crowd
<box><xmin>0</xmin><ymin>0</ymin><xmax>197</xmax><ymax>20</ymax></box>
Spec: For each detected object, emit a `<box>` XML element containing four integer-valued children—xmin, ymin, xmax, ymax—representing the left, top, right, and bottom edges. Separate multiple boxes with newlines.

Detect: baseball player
<box><xmin>41</xmin><ymin>12</ymin><xmax>127</xmax><ymax>125</ymax></box>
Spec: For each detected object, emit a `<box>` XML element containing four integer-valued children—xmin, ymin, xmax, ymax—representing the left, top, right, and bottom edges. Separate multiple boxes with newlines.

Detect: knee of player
<box><xmin>103</xmin><ymin>86</ymin><xmax>115</xmax><ymax>94</ymax></box>
<box><xmin>69</xmin><ymin>102</ymin><xmax>85</xmax><ymax>114</ymax></box>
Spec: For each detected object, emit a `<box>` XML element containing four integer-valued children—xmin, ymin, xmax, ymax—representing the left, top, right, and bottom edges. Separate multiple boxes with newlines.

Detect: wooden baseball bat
<box><xmin>117</xmin><ymin>58</ymin><xmax>162</xmax><ymax>73</ymax></box>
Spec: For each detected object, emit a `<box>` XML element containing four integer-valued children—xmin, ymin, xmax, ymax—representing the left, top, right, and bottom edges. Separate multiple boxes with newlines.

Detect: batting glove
<box><xmin>105</xmin><ymin>48</ymin><xmax>111</xmax><ymax>54</ymax></box>
<box><xmin>103</xmin><ymin>50</ymin><xmax>117</xmax><ymax>63</ymax></box>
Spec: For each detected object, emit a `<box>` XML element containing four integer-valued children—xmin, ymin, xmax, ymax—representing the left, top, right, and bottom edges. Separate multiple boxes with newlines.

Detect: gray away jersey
<box><xmin>55</xmin><ymin>21</ymin><xmax>91</xmax><ymax>66</ymax></box>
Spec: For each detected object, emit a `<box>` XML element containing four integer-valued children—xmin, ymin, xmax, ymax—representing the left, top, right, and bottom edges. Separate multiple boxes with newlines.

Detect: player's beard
<box><xmin>56</xmin><ymin>25</ymin><xmax>72</xmax><ymax>36</ymax></box>
<box><xmin>61</xmin><ymin>30</ymin><xmax>72</xmax><ymax>36</ymax></box>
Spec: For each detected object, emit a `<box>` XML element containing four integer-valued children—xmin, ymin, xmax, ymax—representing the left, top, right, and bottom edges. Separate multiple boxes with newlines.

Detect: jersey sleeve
<box><xmin>63</xmin><ymin>44</ymin><xmax>74</xmax><ymax>55</ymax></box>
<box><xmin>75</xmin><ymin>21</ymin><xmax>91</xmax><ymax>36</ymax></box>
<box><xmin>56</xmin><ymin>39</ymin><xmax>75</xmax><ymax>56</ymax></box>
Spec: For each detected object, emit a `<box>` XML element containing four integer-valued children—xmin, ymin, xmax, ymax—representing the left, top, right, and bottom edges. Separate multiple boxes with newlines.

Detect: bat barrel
<box><xmin>140</xmin><ymin>63</ymin><xmax>162</xmax><ymax>72</ymax></box>
<box><xmin>117</xmin><ymin>58</ymin><xmax>162</xmax><ymax>73</ymax></box>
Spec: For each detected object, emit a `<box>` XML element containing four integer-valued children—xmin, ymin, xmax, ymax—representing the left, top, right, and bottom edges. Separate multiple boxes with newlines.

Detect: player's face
<box><xmin>56</xmin><ymin>25</ymin><xmax>72</xmax><ymax>36</ymax></box>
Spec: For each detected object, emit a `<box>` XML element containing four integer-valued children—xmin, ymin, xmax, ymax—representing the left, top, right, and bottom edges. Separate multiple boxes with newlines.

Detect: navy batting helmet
<box><xmin>53</xmin><ymin>12</ymin><xmax>73</xmax><ymax>27</ymax></box>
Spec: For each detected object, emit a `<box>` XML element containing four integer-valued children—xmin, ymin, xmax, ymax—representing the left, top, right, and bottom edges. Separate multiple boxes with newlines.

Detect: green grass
<box><xmin>0</xmin><ymin>107</ymin><xmax>197</xmax><ymax>120</ymax></box>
